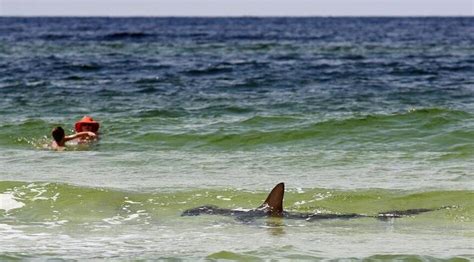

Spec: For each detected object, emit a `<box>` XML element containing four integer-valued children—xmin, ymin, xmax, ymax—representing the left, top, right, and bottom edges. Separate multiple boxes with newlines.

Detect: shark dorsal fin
<box><xmin>258</xmin><ymin>182</ymin><xmax>284</xmax><ymax>216</ymax></box>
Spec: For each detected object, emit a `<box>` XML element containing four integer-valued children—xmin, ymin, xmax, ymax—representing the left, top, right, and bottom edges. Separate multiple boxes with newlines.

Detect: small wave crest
<box><xmin>1</xmin><ymin>181</ymin><xmax>471</xmax><ymax>225</ymax></box>
<box><xmin>128</xmin><ymin>108</ymin><xmax>474</xmax><ymax>152</ymax></box>
<box><xmin>0</xmin><ymin>192</ymin><xmax>25</xmax><ymax>212</ymax></box>
<box><xmin>102</xmin><ymin>32</ymin><xmax>156</xmax><ymax>40</ymax></box>
<box><xmin>183</xmin><ymin>65</ymin><xmax>233</xmax><ymax>76</ymax></box>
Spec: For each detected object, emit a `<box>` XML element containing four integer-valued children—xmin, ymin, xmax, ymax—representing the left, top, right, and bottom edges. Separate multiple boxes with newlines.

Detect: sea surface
<box><xmin>0</xmin><ymin>17</ymin><xmax>473</xmax><ymax>260</ymax></box>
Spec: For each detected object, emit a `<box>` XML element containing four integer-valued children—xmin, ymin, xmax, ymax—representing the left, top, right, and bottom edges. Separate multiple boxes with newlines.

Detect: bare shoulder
<box><xmin>51</xmin><ymin>141</ymin><xmax>65</xmax><ymax>151</ymax></box>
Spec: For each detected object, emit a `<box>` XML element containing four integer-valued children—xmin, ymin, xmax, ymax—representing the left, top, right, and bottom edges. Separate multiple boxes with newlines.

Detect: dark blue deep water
<box><xmin>1</xmin><ymin>17</ymin><xmax>473</xmax><ymax>121</ymax></box>
<box><xmin>0</xmin><ymin>17</ymin><xmax>473</xmax><ymax>260</ymax></box>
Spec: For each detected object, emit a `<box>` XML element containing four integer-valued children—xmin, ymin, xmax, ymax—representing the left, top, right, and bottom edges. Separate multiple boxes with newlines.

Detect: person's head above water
<box><xmin>51</xmin><ymin>126</ymin><xmax>65</xmax><ymax>144</ymax></box>
<box><xmin>50</xmin><ymin>124</ymin><xmax>97</xmax><ymax>149</ymax></box>
<box><xmin>75</xmin><ymin>116</ymin><xmax>100</xmax><ymax>133</ymax></box>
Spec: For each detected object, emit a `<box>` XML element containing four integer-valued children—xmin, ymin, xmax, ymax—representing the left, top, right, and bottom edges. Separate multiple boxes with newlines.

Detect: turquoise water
<box><xmin>0</xmin><ymin>17</ymin><xmax>473</xmax><ymax>260</ymax></box>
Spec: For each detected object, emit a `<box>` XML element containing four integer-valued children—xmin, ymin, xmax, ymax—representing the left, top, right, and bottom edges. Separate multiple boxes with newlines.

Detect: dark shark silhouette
<box><xmin>182</xmin><ymin>183</ymin><xmax>451</xmax><ymax>222</ymax></box>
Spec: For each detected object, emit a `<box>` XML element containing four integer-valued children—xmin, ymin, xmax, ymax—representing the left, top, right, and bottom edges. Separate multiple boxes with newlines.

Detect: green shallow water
<box><xmin>206</xmin><ymin>252</ymin><xmax>473</xmax><ymax>262</ymax></box>
<box><xmin>1</xmin><ymin>181</ymin><xmax>473</xmax><ymax>260</ymax></box>
<box><xmin>0</xmin><ymin>253</ymin><xmax>471</xmax><ymax>261</ymax></box>
<box><xmin>2</xmin><ymin>108</ymin><xmax>474</xmax><ymax>154</ymax></box>
<box><xmin>1</xmin><ymin>181</ymin><xmax>473</xmax><ymax>224</ymax></box>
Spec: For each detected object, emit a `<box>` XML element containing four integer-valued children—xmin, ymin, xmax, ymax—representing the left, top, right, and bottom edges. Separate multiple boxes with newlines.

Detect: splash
<box><xmin>0</xmin><ymin>193</ymin><xmax>25</xmax><ymax>212</ymax></box>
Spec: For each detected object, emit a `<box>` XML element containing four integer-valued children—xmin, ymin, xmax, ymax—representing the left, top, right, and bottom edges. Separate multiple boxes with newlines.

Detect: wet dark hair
<box><xmin>52</xmin><ymin>126</ymin><xmax>65</xmax><ymax>143</ymax></box>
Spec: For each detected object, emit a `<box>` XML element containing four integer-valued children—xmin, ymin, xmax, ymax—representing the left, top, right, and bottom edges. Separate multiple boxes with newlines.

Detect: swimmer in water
<box><xmin>51</xmin><ymin>126</ymin><xmax>96</xmax><ymax>150</ymax></box>
<box><xmin>74</xmin><ymin>116</ymin><xmax>100</xmax><ymax>143</ymax></box>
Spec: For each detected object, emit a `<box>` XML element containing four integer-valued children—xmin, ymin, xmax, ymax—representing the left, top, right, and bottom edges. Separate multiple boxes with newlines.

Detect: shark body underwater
<box><xmin>182</xmin><ymin>183</ymin><xmax>451</xmax><ymax>222</ymax></box>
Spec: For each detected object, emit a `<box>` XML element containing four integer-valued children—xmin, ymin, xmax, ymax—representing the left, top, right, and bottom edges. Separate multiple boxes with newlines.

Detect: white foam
<box><xmin>232</xmin><ymin>207</ymin><xmax>251</xmax><ymax>212</ymax></box>
<box><xmin>216</xmin><ymin>195</ymin><xmax>231</xmax><ymax>201</ymax></box>
<box><xmin>0</xmin><ymin>193</ymin><xmax>25</xmax><ymax>212</ymax></box>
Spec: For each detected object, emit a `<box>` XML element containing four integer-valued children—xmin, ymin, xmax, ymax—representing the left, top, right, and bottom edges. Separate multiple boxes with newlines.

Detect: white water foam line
<box><xmin>0</xmin><ymin>193</ymin><xmax>25</xmax><ymax>212</ymax></box>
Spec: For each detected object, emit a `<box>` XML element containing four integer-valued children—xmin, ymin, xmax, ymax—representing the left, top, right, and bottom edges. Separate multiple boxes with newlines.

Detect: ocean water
<box><xmin>0</xmin><ymin>17</ymin><xmax>473</xmax><ymax>260</ymax></box>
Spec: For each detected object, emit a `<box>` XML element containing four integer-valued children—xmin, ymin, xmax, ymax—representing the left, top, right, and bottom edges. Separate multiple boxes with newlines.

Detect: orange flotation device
<box><xmin>74</xmin><ymin>116</ymin><xmax>100</xmax><ymax>132</ymax></box>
